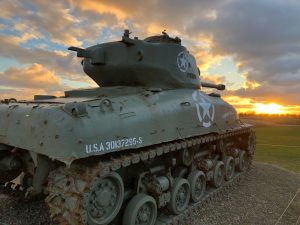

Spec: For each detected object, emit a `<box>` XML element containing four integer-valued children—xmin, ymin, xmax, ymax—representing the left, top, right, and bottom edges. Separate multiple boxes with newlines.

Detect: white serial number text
<box><xmin>85</xmin><ymin>137</ymin><xmax>143</xmax><ymax>154</ymax></box>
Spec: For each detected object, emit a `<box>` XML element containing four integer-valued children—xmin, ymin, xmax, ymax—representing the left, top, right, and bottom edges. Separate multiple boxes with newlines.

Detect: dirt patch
<box><xmin>0</xmin><ymin>162</ymin><xmax>299</xmax><ymax>225</ymax></box>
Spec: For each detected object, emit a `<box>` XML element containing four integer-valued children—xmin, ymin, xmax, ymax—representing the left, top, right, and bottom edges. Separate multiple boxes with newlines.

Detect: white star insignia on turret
<box><xmin>177</xmin><ymin>51</ymin><xmax>189</xmax><ymax>72</ymax></box>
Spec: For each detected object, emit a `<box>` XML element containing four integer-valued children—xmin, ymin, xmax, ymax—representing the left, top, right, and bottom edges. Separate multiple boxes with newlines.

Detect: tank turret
<box><xmin>69</xmin><ymin>30</ymin><xmax>201</xmax><ymax>89</ymax></box>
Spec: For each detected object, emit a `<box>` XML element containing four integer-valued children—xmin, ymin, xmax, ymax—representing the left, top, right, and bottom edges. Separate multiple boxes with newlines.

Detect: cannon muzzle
<box><xmin>68</xmin><ymin>46</ymin><xmax>105</xmax><ymax>65</ymax></box>
<box><xmin>68</xmin><ymin>46</ymin><xmax>89</xmax><ymax>58</ymax></box>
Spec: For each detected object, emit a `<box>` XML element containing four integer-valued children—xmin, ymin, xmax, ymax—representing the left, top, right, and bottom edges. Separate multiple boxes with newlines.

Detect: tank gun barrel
<box><xmin>201</xmin><ymin>82</ymin><xmax>226</xmax><ymax>90</ymax></box>
<box><xmin>68</xmin><ymin>46</ymin><xmax>105</xmax><ymax>65</ymax></box>
<box><xmin>68</xmin><ymin>46</ymin><xmax>89</xmax><ymax>58</ymax></box>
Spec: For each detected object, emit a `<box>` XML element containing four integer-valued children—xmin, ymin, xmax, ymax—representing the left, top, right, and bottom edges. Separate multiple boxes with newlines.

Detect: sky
<box><xmin>0</xmin><ymin>0</ymin><xmax>300</xmax><ymax>114</ymax></box>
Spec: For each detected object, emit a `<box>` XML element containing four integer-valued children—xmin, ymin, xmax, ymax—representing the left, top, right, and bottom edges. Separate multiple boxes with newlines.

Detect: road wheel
<box><xmin>168</xmin><ymin>178</ymin><xmax>190</xmax><ymax>215</ymax></box>
<box><xmin>212</xmin><ymin>161</ymin><xmax>224</xmax><ymax>188</ymax></box>
<box><xmin>188</xmin><ymin>170</ymin><xmax>206</xmax><ymax>202</ymax></box>
<box><xmin>224</xmin><ymin>156</ymin><xmax>235</xmax><ymax>181</ymax></box>
<box><xmin>237</xmin><ymin>151</ymin><xmax>248</xmax><ymax>172</ymax></box>
<box><xmin>86</xmin><ymin>172</ymin><xmax>124</xmax><ymax>225</ymax></box>
<box><xmin>247</xmin><ymin>130</ymin><xmax>256</xmax><ymax>156</ymax></box>
<box><xmin>123</xmin><ymin>193</ymin><xmax>157</xmax><ymax>225</ymax></box>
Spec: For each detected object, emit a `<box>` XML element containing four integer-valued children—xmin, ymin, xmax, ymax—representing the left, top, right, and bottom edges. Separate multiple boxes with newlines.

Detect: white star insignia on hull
<box><xmin>192</xmin><ymin>91</ymin><xmax>215</xmax><ymax>128</ymax></box>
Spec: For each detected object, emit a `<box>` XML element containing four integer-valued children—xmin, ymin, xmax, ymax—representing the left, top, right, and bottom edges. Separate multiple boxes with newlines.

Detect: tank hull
<box><xmin>0</xmin><ymin>87</ymin><xmax>239</xmax><ymax>164</ymax></box>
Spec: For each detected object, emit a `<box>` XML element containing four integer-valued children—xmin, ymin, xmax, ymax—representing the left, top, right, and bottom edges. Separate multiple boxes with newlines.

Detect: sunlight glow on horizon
<box><xmin>253</xmin><ymin>103</ymin><xmax>286</xmax><ymax>115</ymax></box>
<box><xmin>223</xmin><ymin>96</ymin><xmax>300</xmax><ymax>115</ymax></box>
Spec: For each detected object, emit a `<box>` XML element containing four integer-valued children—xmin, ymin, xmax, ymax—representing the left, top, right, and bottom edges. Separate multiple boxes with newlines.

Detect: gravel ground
<box><xmin>0</xmin><ymin>162</ymin><xmax>299</xmax><ymax>225</ymax></box>
<box><xmin>192</xmin><ymin>162</ymin><xmax>300</xmax><ymax>225</ymax></box>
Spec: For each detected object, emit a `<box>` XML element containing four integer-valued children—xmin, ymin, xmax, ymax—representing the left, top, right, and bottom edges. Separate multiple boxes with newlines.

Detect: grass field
<box><xmin>254</xmin><ymin>126</ymin><xmax>300</xmax><ymax>173</ymax></box>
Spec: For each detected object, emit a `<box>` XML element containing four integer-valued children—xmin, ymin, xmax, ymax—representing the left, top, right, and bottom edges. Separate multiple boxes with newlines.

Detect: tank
<box><xmin>0</xmin><ymin>30</ymin><xmax>256</xmax><ymax>225</ymax></box>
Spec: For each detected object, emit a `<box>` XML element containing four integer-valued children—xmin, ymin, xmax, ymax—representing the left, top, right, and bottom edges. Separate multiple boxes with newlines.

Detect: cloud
<box><xmin>0</xmin><ymin>34</ymin><xmax>82</xmax><ymax>78</ymax></box>
<box><xmin>0</xmin><ymin>63</ymin><xmax>66</xmax><ymax>100</ymax></box>
<box><xmin>0</xmin><ymin>88</ymin><xmax>63</xmax><ymax>101</ymax></box>
<box><xmin>74</xmin><ymin>0</ymin><xmax>127</xmax><ymax>20</ymax></box>
<box><xmin>12</xmin><ymin>23</ymin><xmax>43</xmax><ymax>43</ymax></box>
<box><xmin>67</xmin><ymin>0</ymin><xmax>226</xmax><ymax>39</ymax></box>
<box><xmin>0</xmin><ymin>63</ymin><xmax>60</xmax><ymax>89</ymax></box>
<box><xmin>186</xmin><ymin>0</ymin><xmax>300</xmax><ymax>104</ymax></box>
<box><xmin>25</xmin><ymin>1</ymin><xmax>83</xmax><ymax>46</ymax></box>
<box><xmin>222</xmin><ymin>95</ymin><xmax>254</xmax><ymax>112</ymax></box>
<box><xmin>0</xmin><ymin>0</ymin><xmax>82</xmax><ymax>46</ymax></box>
<box><xmin>0</xmin><ymin>1</ymin><xmax>24</xmax><ymax>19</ymax></box>
<box><xmin>227</xmin><ymin>83</ymin><xmax>300</xmax><ymax>106</ymax></box>
<box><xmin>191</xmin><ymin>46</ymin><xmax>222</xmax><ymax>72</ymax></box>
<box><xmin>201</xmin><ymin>74</ymin><xmax>225</xmax><ymax>85</ymax></box>
<box><xmin>0</xmin><ymin>0</ymin><xmax>300</xmax><ymax>111</ymax></box>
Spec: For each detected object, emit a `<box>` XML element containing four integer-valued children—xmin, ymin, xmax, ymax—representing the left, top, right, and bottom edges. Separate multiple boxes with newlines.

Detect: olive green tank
<box><xmin>0</xmin><ymin>30</ymin><xmax>255</xmax><ymax>225</ymax></box>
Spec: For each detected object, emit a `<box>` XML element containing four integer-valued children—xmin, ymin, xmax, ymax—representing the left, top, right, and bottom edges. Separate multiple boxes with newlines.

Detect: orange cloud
<box><xmin>0</xmin><ymin>1</ymin><xmax>23</xmax><ymax>19</ymax></box>
<box><xmin>241</xmin><ymin>72</ymin><xmax>261</xmax><ymax>89</ymax></box>
<box><xmin>8</xmin><ymin>1</ymin><xmax>83</xmax><ymax>46</ymax></box>
<box><xmin>243</xmin><ymin>79</ymin><xmax>261</xmax><ymax>89</ymax></box>
<box><xmin>0</xmin><ymin>63</ymin><xmax>60</xmax><ymax>89</ymax></box>
<box><xmin>223</xmin><ymin>95</ymin><xmax>256</xmax><ymax>113</ymax></box>
<box><xmin>192</xmin><ymin>48</ymin><xmax>222</xmax><ymax>72</ymax></box>
<box><xmin>0</xmin><ymin>64</ymin><xmax>67</xmax><ymax>100</ymax></box>
<box><xmin>201</xmin><ymin>74</ymin><xmax>225</xmax><ymax>84</ymax></box>
<box><xmin>75</xmin><ymin>0</ymin><xmax>127</xmax><ymax>20</ymax></box>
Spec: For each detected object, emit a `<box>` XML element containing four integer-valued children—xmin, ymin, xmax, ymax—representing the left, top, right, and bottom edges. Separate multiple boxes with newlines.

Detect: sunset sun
<box><xmin>254</xmin><ymin>103</ymin><xmax>286</xmax><ymax>114</ymax></box>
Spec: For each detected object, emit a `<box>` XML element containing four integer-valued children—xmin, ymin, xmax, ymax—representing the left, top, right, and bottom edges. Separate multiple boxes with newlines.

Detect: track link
<box><xmin>46</xmin><ymin>126</ymin><xmax>253</xmax><ymax>225</ymax></box>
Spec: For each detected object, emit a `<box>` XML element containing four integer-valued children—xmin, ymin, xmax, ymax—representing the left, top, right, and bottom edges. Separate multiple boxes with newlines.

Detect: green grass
<box><xmin>254</xmin><ymin>126</ymin><xmax>300</xmax><ymax>173</ymax></box>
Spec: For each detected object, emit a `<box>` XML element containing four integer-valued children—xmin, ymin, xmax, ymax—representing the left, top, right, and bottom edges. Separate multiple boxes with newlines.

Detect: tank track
<box><xmin>155</xmin><ymin>170</ymin><xmax>250</xmax><ymax>225</ymax></box>
<box><xmin>46</xmin><ymin>126</ymin><xmax>253</xmax><ymax>225</ymax></box>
